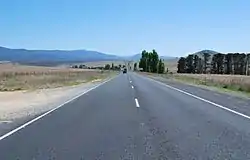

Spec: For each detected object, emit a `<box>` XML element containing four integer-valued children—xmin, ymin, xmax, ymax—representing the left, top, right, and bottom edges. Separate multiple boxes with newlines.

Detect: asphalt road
<box><xmin>1</xmin><ymin>72</ymin><xmax>250</xmax><ymax>159</ymax></box>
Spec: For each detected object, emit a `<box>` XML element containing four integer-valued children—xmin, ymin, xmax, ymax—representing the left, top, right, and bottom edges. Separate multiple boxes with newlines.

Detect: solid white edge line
<box><xmin>0</xmin><ymin>76</ymin><xmax>116</xmax><ymax>141</ymax></box>
<box><xmin>135</xmin><ymin>98</ymin><xmax>140</xmax><ymax>107</ymax></box>
<box><xmin>141</xmin><ymin>75</ymin><xmax>250</xmax><ymax>120</ymax></box>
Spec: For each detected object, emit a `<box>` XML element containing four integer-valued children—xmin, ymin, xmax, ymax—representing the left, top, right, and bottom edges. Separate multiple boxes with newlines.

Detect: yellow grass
<box><xmin>173</xmin><ymin>74</ymin><xmax>250</xmax><ymax>92</ymax></box>
<box><xmin>163</xmin><ymin>59</ymin><xmax>178</xmax><ymax>73</ymax></box>
<box><xmin>139</xmin><ymin>71</ymin><xmax>250</xmax><ymax>93</ymax></box>
<box><xmin>0</xmin><ymin>64</ymin><xmax>115</xmax><ymax>91</ymax></box>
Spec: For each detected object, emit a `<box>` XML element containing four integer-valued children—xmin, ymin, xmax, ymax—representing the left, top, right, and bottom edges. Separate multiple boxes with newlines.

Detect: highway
<box><xmin>1</xmin><ymin>72</ymin><xmax>250</xmax><ymax>159</ymax></box>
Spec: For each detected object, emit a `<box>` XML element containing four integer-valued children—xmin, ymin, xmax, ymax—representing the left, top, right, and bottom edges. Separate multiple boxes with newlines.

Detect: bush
<box><xmin>104</xmin><ymin>64</ymin><xmax>111</xmax><ymax>70</ymax></box>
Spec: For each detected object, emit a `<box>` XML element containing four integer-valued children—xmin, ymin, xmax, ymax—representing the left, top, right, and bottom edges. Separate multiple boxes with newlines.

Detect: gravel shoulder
<box><xmin>0</xmin><ymin>78</ymin><xmax>109</xmax><ymax>135</ymax></box>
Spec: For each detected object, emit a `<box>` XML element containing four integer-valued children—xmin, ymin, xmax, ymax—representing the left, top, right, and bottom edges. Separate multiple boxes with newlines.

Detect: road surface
<box><xmin>0</xmin><ymin>72</ymin><xmax>250</xmax><ymax>159</ymax></box>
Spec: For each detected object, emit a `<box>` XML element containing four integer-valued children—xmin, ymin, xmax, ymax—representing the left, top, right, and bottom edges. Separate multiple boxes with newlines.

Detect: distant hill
<box><xmin>0</xmin><ymin>46</ymin><xmax>177</xmax><ymax>66</ymax></box>
<box><xmin>161</xmin><ymin>56</ymin><xmax>178</xmax><ymax>60</ymax></box>
<box><xmin>124</xmin><ymin>53</ymin><xmax>176</xmax><ymax>61</ymax></box>
<box><xmin>193</xmin><ymin>50</ymin><xmax>220</xmax><ymax>58</ymax></box>
<box><xmin>124</xmin><ymin>54</ymin><xmax>141</xmax><ymax>61</ymax></box>
<box><xmin>0</xmin><ymin>46</ymin><xmax>121</xmax><ymax>65</ymax></box>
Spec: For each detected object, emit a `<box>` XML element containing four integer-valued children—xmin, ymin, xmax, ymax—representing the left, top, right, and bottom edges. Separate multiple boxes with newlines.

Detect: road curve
<box><xmin>0</xmin><ymin>72</ymin><xmax>250</xmax><ymax>159</ymax></box>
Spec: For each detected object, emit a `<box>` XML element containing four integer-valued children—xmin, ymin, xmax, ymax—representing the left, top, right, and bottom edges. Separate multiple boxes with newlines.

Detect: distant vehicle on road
<box><xmin>123</xmin><ymin>68</ymin><xmax>127</xmax><ymax>74</ymax></box>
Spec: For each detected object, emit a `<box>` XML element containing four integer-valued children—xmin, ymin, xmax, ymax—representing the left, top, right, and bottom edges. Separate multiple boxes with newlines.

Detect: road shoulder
<box><xmin>140</xmin><ymin>73</ymin><xmax>250</xmax><ymax>118</ymax></box>
<box><xmin>0</xmin><ymin>78</ymin><xmax>112</xmax><ymax>136</ymax></box>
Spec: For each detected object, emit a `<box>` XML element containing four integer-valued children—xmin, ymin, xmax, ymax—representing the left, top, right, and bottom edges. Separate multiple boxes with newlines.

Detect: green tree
<box><xmin>193</xmin><ymin>55</ymin><xmax>199</xmax><ymax>73</ymax></box>
<box><xmin>239</xmin><ymin>54</ymin><xmax>246</xmax><ymax>75</ymax></box>
<box><xmin>118</xmin><ymin>64</ymin><xmax>122</xmax><ymax>69</ymax></box>
<box><xmin>177</xmin><ymin>57</ymin><xmax>186</xmax><ymax>73</ymax></box>
<box><xmin>139</xmin><ymin>50</ymin><xmax>147</xmax><ymax>71</ymax></box>
<box><xmin>197</xmin><ymin>57</ymin><xmax>203</xmax><ymax>73</ymax></box>
<box><xmin>72</xmin><ymin>65</ymin><xmax>78</xmax><ymax>68</ymax></box>
<box><xmin>104</xmin><ymin>64</ymin><xmax>110</xmax><ymax>70</ymax></box>
<box><xmin>151</xmin><ymin>49</ymin><xmax>159</xmax><ymax>73</ymax></box>
<box><xmin>79</xmin><ymin>64</ymin><xmax>86</xmax><ymax>69</ymax></box>
<box><xmin>134</xmin><ymin>63</ymin><xmax>137</xmax><ymax>71</ymax></box>
<box><xmin>232</xmin><ymin>53</ymin><xmax>241</xmax><ymax>74</ymax></box>
<box><xmin>186</xmin><ymin>54</ymin><xmax>194</xmax><ymax>73</ymax></box>
<box><xmin>227</xmin><ymin>53</ymin><xmax>247</xmax><ymax>75</ymax></box>
<box><xmin>158</xmin><ymin>59</ymin><xmax>165</xmax><ymax>73</ymax></box>
<box><xmin>246</xmin><ymin>54</ymin><xmax>250</xmax><ymax>75</ymax></box>
<box><xmin>147</xmin><ymin>51</ymin><xmax>152</xmax><ymax>72</ymax></box>
<box><xmin>211</xmin><ymin>53</ymin><xmax>225</xmax><ymax>74</ymax></box>
<box><xmin>202</xmin><ymin>52</ymin><xmax>211</xmax><ymax>73</ymax></box>
<box><xmin>111</xmin><ymin>63</ymin><xmax>114</xmax><ymax>70</ymax></box>
<box><xmin>225</xmin><ymin>53</ymin><xmax>233</xmax><ymax>74</ymax></box>
<box><xmin>139</xmin><ymin>49</ymin><xmax>160</xmax><ymax>73</ymax></box>
<box><xmin>217</xmin><ymin>53</ymin><xmax>225</xmax><ymax>74</ymax></box>
<box><xmin>211</xmin><ymin>54</ymin><xmax>217</xmax><ymax>74</ymax></box>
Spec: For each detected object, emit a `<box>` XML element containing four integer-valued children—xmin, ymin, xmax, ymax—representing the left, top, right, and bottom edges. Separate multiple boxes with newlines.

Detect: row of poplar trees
<box><xmin>139</xmin><ymin>50</ymin><xmax>165</xmax><ymax>73</ymax></box>
<box><xmin>177</xmin><ymin>53</ymin><xmax>250</xmax><ymax>75</ymax></box>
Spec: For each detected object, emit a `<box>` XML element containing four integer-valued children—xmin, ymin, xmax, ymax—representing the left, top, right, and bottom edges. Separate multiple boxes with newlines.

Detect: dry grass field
<box><xmin>140</xmin><ymin>71</ymin><xmax>250</xmax><ymax>93</ymax></box>
<box><xmin>163</xmin><ymin>58</ymin><xmax>178</xmax><ymax>73</ymax></box>
<box><xmin>0</xmin><ymin>63</ymin><xmax>115</xmax><ymax>91</ymax></box>
<box><xmin>160</xmin><ymin>58</ymin><xmax>250</xmax><ymax>93</ymax></box>
<box><xmin>172</xmin><ymin>74</ymin><xmax>250</xmax><ymax>92</ymax></box>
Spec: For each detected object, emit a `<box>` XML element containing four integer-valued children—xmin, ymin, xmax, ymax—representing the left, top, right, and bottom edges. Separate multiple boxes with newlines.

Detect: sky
<box><xmin>0</xmin><ymin>0</ymin><xmax>250</xmax><ymax>56</ymax></box>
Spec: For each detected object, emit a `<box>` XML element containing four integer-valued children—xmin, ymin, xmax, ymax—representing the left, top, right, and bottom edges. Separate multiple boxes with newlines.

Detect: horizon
<box><xmin>1</xmin><ymin>0</ymin><xmax>250</xmax><ymax>56</ymax></box>
<box><xmin>0</xmin><ymin>45</ymin><xmax>224</xmax><ymax>58</ymax></box>
<box><xmin>1</xmin><ymin>45</ymin><xmax>180</xmax><ymax>57</ymax></box>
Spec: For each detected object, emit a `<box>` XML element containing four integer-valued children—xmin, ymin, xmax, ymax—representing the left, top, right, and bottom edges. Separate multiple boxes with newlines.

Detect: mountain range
<box><xmin>0</xmin><ymin>46</ymin><xmax>120</xmax><ymax>62</ymax></box>
<box><xmin>125</xmin><ymin>54</ymin><xmax>177</xmax><ymax>61</ymax></box>
<box><xmin>0</xmin><ymin>46</ymin><xmax>175</xmax><ymax>65</ymax></box>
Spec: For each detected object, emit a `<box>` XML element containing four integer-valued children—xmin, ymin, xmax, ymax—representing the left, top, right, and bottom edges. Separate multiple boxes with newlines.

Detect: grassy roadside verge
<box><xmin>0</xmin><ymin>70</ymin><xmax>117</xmax><ymax>91</ymax></box>
<box><xmin>139</xmin><ymin>72</ymin><xmax>250</xmax><ymax>98</ymax></box>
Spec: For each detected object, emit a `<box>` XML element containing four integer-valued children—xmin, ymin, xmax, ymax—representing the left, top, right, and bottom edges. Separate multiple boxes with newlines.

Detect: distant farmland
<box><xmin>81</xmin><ymin>61</ymin><xmax>126</xmax><ymax>67</ymax></box>
<box><xmin>0</xmin><ymin>63</ymin><xmax>115</xmax><ymax>91</ymax></box>
<box><xmin>163</xmin><ymin>58</ymin><xmax>178</xmax><ymax>73</ymax></box>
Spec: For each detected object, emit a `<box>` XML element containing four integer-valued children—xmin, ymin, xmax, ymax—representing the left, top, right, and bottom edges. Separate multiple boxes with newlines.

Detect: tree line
<box><xmin>72</xmin><ymin>63</ymin><xmax>125</xmax><ymax>70</ymax></box>
<box><xmin>139</xmin><ymin>50</ymin><xmax>165</xmax><ymax>74</ymax></box>
<box><xmin>177</xmin><ymin>53</ymin><xmax>250</xmax><ymax>75</ymax></box>
<box><xmin>104</xmin><ymin>63</ymin><xmax>125</xmax><ymax>70</ymax></box>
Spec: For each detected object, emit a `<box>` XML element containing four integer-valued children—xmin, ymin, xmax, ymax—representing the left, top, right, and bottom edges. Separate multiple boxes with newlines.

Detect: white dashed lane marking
<box><xmin>135</xmin><ymin>98</ymin><xmax>140</xmax><ymax>108</ymax></box>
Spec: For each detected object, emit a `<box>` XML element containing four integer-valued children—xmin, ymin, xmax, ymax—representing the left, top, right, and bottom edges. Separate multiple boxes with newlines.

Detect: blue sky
<box><xmin>0</xmin><ymin>0</ymin><xmax>250</xmax><ymax>56</ymax></box>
